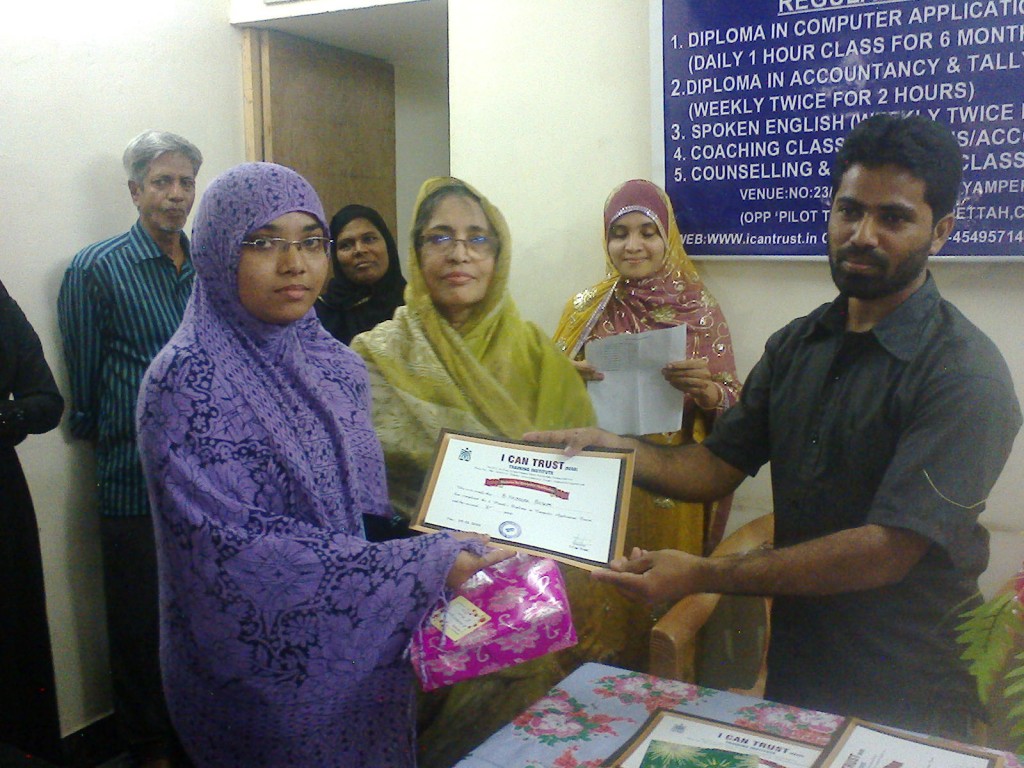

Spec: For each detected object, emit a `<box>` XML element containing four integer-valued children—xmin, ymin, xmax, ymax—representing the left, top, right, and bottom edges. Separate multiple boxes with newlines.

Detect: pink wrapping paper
<box><xmin>410</xmin><ymin>553</ymin><xmax>578</xmax><ymax>691</ymax></box>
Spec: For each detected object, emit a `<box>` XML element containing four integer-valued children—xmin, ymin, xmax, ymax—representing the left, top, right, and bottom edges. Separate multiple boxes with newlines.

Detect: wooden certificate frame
<box><xmin>412</xmin><ymin>430</ymin><xmax>634</xmax><ymax>571</ymax></box>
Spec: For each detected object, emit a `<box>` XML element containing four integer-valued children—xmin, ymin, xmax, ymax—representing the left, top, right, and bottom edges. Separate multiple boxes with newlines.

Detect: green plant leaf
<box><xmin>1006</xmin><ymin>651</ymin><xmax>1024</xmax><ymax>681</ymax></box>
<box><xmin>998</xmin><ymin>639</ymin><xmax>1024</xmax><ymax>753</ymax></box>
<box><xmin>957</xmin><ymin>593</ymin><xmax>1019</xmax><ymax>701</ymax></box>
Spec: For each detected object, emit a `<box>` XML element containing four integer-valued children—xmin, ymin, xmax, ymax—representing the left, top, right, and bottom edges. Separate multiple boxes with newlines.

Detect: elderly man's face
<box><xmin>129</xmin><ymin>151</ymin><xmax>197</xmax><ymax>239</ymax></box>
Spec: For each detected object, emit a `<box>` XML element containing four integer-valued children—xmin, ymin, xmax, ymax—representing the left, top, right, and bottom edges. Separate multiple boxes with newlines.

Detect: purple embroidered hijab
<box><xmin>137</xmin><ymin>162</ymin><xmax>468</xmax><ymax>767</ymax></box>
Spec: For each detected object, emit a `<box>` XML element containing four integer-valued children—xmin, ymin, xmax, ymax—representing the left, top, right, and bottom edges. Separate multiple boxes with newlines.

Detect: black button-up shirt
<box><xmin>704</xmin><ymin>274</ymin><xmax>1021</xmax><ymax>733</ymax></box>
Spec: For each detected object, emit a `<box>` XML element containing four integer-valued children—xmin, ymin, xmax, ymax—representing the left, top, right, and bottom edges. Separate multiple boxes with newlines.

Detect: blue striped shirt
<box><xmin>58</xmin><ymin>220</ymin><xmax>194</xmax><ymax>517</ymax></box>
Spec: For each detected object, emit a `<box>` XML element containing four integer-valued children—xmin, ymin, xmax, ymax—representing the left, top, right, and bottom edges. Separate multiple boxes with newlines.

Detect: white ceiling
<box><xmin>240</xmin><ymin>0</ymin><xmax>448</xmax><ymax>77</ymax></box>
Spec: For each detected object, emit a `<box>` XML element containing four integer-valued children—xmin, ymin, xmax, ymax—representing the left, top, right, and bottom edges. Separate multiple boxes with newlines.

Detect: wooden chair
<box><xmin>650</xmin><ymin>513</ymin><xmax>774</xmax><ymax>696</ymax></box>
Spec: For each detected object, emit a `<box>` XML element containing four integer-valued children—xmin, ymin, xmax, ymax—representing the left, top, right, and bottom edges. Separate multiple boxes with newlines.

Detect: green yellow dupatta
<box><xmin>350</xmin><ymin>177</ymin><xmax>595</xmax><ymax>519</ymax></box>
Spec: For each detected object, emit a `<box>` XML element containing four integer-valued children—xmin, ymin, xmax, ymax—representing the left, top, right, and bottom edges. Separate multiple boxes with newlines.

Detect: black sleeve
<box><xmin>0</xmin><ymin>289</ymin><xmax>64</xmax><ymax>447</ymax></box>
<box><xmin>868</xmin><ymin>359</ymin><xmax>1021</xmax><ymax>572</ymax></box>
<box><xmin>701</xmin><ymin>327</ymin><xmax>782</xmax><ymax>477</ymax></box>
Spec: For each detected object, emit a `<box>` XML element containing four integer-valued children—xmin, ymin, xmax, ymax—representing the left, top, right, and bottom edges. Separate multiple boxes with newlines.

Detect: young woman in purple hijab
<box><xmin>137</xmin><ymin>162</ymin><xmax>507</xmax><ymax>768</ymax></box>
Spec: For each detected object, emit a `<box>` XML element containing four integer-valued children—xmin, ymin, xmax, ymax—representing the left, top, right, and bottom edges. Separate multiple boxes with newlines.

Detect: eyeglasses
<box><xmin>336</xmin><ymin>233</ymin><xmax>381</xmax><ymax>254</ymax></box>
<box><xmin>241</xmin><ymin>237</ymin><xmax>332</xmax><ymax>256</ymax></box>
<box><xmin>419</xmin><ymin>233</ymin><xmax>498</xmax><ymax>258</ymax></box>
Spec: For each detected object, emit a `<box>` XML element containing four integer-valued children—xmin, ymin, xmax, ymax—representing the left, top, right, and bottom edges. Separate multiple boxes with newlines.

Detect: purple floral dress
<box><xmin>137</xmin><ymin>163</ymin><xmax>472</xmax><ymax>767</ymax></box>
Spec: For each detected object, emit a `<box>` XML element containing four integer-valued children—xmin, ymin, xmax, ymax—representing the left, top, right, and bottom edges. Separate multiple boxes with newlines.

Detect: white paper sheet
<box><xmin>585</xmin><ymin>324</ymin><xmax>687</xmax><ymax>435</ymax></box>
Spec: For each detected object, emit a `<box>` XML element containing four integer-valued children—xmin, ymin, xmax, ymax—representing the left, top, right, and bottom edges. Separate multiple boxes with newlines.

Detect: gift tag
<box><xmin>430</xmin><ymin>596</ymin><xmax>492</xmax><ymax>641</ymax></box>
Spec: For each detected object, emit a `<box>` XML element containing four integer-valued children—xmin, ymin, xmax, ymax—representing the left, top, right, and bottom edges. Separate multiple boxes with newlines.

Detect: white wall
<box><xmin>448</xmin><ymin>0</ymin><xmax>654</xmax><ymax>333</ymax></box>
<box><xmin>395</xmin><ymin>63</ymin><xmax>451</xmax><ymax>262</ymax></box>
<box><xmin>1</xmin><ymin>2</ymin><xmax>246</xmax><ymax>735</ymax></box>
<box><xmin>448</xmin><ymin>0</ymin><xmax>1024</xmax><ymax>599</ymax></box>
<box><xmin>231</xmin><ymin>0</ymin><xmax>414</xmax><ymax>23</ymax></box>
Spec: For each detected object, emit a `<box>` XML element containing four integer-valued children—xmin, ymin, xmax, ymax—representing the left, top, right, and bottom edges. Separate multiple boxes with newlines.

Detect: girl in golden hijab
<box><xmin>555</xmin><ymin>179</ymin><xmax>741</xmax><ymax>566</ymax></box>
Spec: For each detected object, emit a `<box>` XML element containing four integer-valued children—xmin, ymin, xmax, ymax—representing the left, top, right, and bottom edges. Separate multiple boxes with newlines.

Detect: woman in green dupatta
<box><xmin>351</xmin><ymin>178</ymin><xmax>595</xmax><ymax>517</ymax></box>
<box><xmin>352</xmin><ymin>178</ymin><xmax>600</xmax><ymax>767</ymax></box>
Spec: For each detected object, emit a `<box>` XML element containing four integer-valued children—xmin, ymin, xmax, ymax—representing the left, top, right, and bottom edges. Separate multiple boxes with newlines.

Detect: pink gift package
<box><xmin>410</xmin><ymin>553</ymin><xmax>578</xmax><ymax>691</ymax></box>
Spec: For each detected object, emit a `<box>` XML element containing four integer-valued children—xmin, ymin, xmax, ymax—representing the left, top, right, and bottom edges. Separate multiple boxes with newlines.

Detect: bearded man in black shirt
<box><xmin>528</xmin><ymin>114</ymin><xmax>1021</xmax><ymax>740</ymax></box>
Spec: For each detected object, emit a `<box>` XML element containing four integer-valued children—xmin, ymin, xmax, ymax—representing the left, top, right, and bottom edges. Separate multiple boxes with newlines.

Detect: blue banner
<box><xmin>663</xmin><ymin>0</ymin><xmax>1024</xmax><ymax>259</ymax></box>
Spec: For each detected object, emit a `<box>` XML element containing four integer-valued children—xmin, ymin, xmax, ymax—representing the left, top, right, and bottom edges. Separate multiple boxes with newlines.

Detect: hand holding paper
<box><xmin>585</xmin><ymin>324</ymin><xmax>687</xmax><ymax>434</ymax></box>
<box><xmin>571</xmin><ymin>358</ymin><xmax>605</xmax><ymax>382</ymax></box>
<box><xmin>523</xmin><ymin>426</ymin><xmax>637</xmax><ymax>458</ymax></box>
<box><xmin>591</xmin><ymin>547</ymin><xmax>705</xmax><ymax>606</ymax></box>
<box><xmin>446</xmin><ymin>536</ymin><xmax>515</xmax><ymax>589</ymax></box>
<box><xmin>662</xmin><ymin>358</ymin><xmax>722</xmax><ymax>410</ymax></box>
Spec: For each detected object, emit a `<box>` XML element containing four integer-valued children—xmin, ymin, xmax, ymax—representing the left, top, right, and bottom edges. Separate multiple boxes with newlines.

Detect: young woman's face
<box><xmin>418</xmin><ymin>195</ymin><xmax>497</xmax><ymax>330</ymax></box>
<box><xmin>334</xmin><ymin>217</ymin><xmax>390</xmax><ymax>286</ymax></box>
<box><xmin>237</xmin><ymin>211</ymin><xmax>329</xmax><ymax>325</ymax></box>
<box><xmin>606</xmin><ymin>212</ymin><xmax>667</xmax><ymax>280</ymax></box>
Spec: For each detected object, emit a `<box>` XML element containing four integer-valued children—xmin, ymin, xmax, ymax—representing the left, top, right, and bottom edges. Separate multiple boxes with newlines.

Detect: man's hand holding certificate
<box><xmin>412</xmin><ymin>430</ymin><xmax>634</xmax><ymax>570</ymax></box>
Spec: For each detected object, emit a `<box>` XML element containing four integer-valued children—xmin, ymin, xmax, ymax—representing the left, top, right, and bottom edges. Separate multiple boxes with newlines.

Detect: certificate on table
<box><xmin>411</xmin><ymin>430</ymin><xmax>634</xmax><ymax>570</ymax></box>
<box><xmin>605</xmin><ymin>709</ymin><xmax>824</xmax><ymax>768</ymax></box>
<box><xmin>811</xmin><ymin>719</ymin><xmax>1004</xmax><ymax>768</ymax></box>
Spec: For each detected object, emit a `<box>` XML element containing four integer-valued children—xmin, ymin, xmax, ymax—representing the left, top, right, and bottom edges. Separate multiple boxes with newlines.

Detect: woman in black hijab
<box><xmin>0</xmin><ymin>278</ymin><xmax>63</xmax><ymax>759</ymax></box>
<box><xmin>316</xmin><ymin>204</ymin><xmax>406</xmax><ymax>345</ymax></box>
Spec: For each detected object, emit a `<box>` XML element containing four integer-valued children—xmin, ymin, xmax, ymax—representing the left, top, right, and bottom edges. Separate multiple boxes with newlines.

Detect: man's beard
<box><xmin>828</xmin><ymin>242</ymin><xmax>930</xmax><ymax>300</ymax></box>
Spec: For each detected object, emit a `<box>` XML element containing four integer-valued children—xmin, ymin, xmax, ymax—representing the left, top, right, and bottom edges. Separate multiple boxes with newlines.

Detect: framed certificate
<box><xmin>811</xmin><ymin>719</ymin><xmax>1004</xmax><ymax>768</ymax></box>
<box><xmin>604</xmin><ymin>709</ymin><xmax>824</xmax><ymax>768</ymax></box>
<box><xmin>411</xmin><ymin>430</ymin><xmax>634</xmax><ymax>571</ymax></box>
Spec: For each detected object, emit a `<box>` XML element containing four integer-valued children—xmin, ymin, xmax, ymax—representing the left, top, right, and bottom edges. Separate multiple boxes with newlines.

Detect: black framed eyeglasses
<box><xmin>241</xmin><ymin>237</ymin><xmax>332</xmax><ymax>256</ymax></box>
<box><xmin>419</xmin><ymin>233</ymin><xmax>497</xmax><ymax>258</ymax></box>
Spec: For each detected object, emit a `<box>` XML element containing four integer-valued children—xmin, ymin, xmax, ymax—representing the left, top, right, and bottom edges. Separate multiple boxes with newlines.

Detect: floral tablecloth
<box><xmin>454</xmin><ymin>662</ymin><xmax>1023</xmax><ymax>768</ymax></box>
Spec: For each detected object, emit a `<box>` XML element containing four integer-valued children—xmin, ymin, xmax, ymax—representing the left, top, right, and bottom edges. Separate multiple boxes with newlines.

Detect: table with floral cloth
<box><xmin>454</xmin><ymin>662</ymin><xmax>1023</xmax><ymax>768</ymax></box>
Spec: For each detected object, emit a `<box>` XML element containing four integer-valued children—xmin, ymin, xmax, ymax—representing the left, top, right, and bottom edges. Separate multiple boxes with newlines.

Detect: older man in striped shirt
<box><xmin>58</xmin><ymin>130</ymin><xmax>202</xmax><ymax>768</ymax></box>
